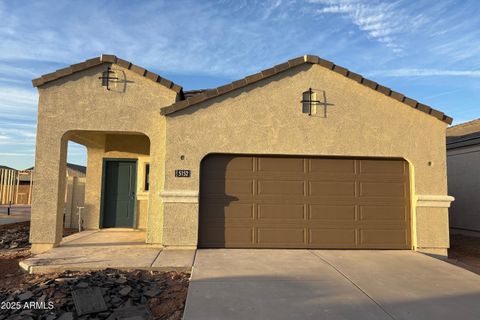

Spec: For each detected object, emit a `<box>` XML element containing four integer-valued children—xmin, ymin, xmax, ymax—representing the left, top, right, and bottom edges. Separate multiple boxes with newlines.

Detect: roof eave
<box><xmin>32</xmin><ymin>54</ymin><xmax>184</xmax><ymax>95</ymax></box>
<box><xmin>160</xmin><ymin>54</ymin><xmax>452</xmax><ymax>124</ymax></box>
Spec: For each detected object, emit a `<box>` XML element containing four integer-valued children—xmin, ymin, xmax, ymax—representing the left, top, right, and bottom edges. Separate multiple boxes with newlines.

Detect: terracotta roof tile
<box><xmin>245</xmin><ymin>72</ymin><xmax>264</xmax><ymax>84</ymax></box>
<box><xmin>145</xmin><ymin>71</ymin><xmax>159</xmax><ymax>82</ymax></box>
<box><xmin>416</xmin><ymin>103</ymin><xmax>431</xmax><ymax>113</ymax></box>
<box><xmin>261</xmin><ymin>67</ymin><xmax>277</xmax><ymax>78</ymax></box>
<box><xmin>217</xmin><ymin>84</ymin><xmax>233</xmax><ymax>95</ymax></box>
<box><xmin>390</xmin><ymin>91</ymin><xmax>405</xmax><ymax>102</ymax></box>
<box><xmin>376</xmin><ymin>85</ymin><xmax>391</xmax><ymax>96</ymax></box>
<box><xmin>274</xmin><ymin>62</ymin><xmax>290</xmax><ymax>73</ymax></box>
<box><xmin>362</xmin><ymin>78</ymin><xmax>378</xmax><ymax>90</ymax></box>
<box><xmin>403</xmin><ymin>97</ymin><xmax>418</xmax><ymax>108</ymax></box>
<box><xmin>159</xmin><ymin>54</ymin><xmax>452</xmax><ymax>124</ymax></box>
<box><xmin>347</xmin><ymin>71</ymin><xmax>363</xmax><ymax>83</ymax></box>
<box><xmin>32</xmin><ymin>54</ymin><xmax>183</xmax><ymax>95</ymax></box>
<box><xmin>333</xmin><ymin>65</ymin><xmax>349</xmax><ymax>76</ymax></box>
<box><xmin>317</xmin><ymin>58</ymin><xmax>334</xmax><ymax>69</ymax></box>
<box><xmin>288</xmin><ymin>57</ymin><xmax>305</xmax><ymax>67</ymax></box>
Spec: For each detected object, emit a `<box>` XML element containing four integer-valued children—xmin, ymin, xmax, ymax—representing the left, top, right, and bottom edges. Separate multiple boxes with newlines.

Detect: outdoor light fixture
<box><xmin>98</xmin><ymin>67</ymin><xmax>118</xmax><ymax>90</ymax></box>
<box><xmin>301</xmin><ymin>88</ymin><xmax>319</xmax><ymax>115</ymax></box>
<box><xmin>301</xmin><ymin>88</ymin><xmax>334</xmax><ymax>117</ymax></box>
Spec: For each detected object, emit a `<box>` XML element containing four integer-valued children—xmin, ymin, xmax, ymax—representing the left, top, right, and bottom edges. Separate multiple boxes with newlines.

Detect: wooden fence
<box><xmin>64</xmin><ymin>176</ymin><xmax>86</xmax><ymax>229</ymax></box>
<box><xmin>0</xmin><ymin>169</ymin><xmax>33</xmax><ymax>205</ymax></box>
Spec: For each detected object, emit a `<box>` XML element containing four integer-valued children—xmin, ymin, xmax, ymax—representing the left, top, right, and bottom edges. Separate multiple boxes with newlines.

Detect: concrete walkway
<box><xmin>184</xmin><ymin>250</ymin><xmax>480</xmax><ymax>320</ymax></box>
<box><xmin>20</xmin><ymin>229</ymin><xmax>195</xmax><ymax>273</ymax></box>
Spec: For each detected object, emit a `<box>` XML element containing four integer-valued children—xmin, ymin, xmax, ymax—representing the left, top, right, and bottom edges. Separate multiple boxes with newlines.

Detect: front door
<box><xmin>102</xmin><ymin>160</ymin><xmax>137</xmax><ymax>228</ymax></box>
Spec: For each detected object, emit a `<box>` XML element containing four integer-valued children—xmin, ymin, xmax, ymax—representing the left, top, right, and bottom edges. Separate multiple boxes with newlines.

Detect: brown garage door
<box><xmin>199</xmin><ymin>155</ymin><xmax>411</xmax><ymax>249</ymax></box>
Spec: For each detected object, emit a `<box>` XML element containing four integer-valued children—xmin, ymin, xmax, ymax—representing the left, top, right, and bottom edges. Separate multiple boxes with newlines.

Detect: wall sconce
<box><xmin>98</xmin><ymin>67</ymin><xmax>118</xmax><ymax>90</ymax></box>
<box><xmin>301</xmin><ymin>88</ymin><xmax>335</xmax><ymax>117</ymax></box>
<box><xmin>301</xmin><ymin>88</ymin><xmax>319</xmax><ymax>115</ymax></box>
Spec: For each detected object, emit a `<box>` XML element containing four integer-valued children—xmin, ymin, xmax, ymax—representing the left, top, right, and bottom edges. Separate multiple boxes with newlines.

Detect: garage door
<box><xmin>199</xmin><ymin>155</ymin><xmax>411</xmax><ymax>249</ymax></box>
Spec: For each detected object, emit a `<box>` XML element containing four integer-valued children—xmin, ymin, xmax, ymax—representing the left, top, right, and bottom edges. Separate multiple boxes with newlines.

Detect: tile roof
<box><xmin>32</xmin><ymin>54</ymin><xmax>184</xmax><ymax>94</ymax></box>
<box><xmin>184</xmin><ymin>89</ymin><xmax>208</xmax><ymax>99</ymax></box>
<box><xmin>160</xmin><ymin>55</ymin><xmax>453</xmax><ymax>124</ymax></box>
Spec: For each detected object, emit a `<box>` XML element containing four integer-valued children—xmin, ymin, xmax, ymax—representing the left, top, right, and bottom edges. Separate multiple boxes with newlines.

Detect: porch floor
<box><xmin>20</xmin><ymin>229</ymin><xmax>195</xmax><ymax>274</ymax></box>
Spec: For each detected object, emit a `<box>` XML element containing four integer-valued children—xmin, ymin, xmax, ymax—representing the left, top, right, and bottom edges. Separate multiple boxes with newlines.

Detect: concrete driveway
<box><xmin>184</xmin><ymin>250</ymin><xmax>480</xmax><ymax>320</ymax></box>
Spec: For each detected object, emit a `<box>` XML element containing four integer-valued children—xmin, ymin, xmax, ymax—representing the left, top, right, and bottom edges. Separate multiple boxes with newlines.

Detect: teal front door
<box><xmin>102</xmin><ymin>160</ymin><xmax>137</xmax><ymax>228</ymax></box>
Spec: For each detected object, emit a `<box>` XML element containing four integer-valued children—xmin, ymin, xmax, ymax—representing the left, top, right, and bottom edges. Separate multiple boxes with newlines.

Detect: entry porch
<box><xmin>21</xmin><ymin>229</ymin><xmax>195</xmax><ymax>274</ymax></box>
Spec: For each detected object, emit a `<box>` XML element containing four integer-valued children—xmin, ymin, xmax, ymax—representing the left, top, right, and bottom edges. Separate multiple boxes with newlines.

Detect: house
<box><xmin>29</xmin><ymin>54</ymin><xmax>454</xmax><ymax>258</ymax></box>
<box><xmin>26</xmin><ymin>163</ymin><xmax>86</xmax><ymax>178</ymax></box>
<box><xmin>1</xmin><ymin>163</ymin><xmax>86</xmax><ymax>205</ymax></box>
<box><xmin>447</xmin><ymin>119</ymin><xmax>480</xmax><ymax>234</ymax></box>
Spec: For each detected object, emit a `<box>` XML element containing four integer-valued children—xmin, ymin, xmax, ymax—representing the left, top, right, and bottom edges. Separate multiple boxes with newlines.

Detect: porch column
<box><xmin>146</xmin><ymin>137</ymin><xmax>164</xmax><ymax>244</ymax></box>
<box><xmin>30</xmin><ymin>130</ymin><xmax>68</xmax><ymax>253</ymax></box>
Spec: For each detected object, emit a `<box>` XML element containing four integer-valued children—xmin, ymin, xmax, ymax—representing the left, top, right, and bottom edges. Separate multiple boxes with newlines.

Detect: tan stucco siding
<box><xmin>163</xmin><ymin>64</ymin><xmax>449</xmax><ymax>252</ymax></box>
<box><xmin>31</xmin><ymin>63</ymin><xmax>175</xmax><ymax>251</ymax></box>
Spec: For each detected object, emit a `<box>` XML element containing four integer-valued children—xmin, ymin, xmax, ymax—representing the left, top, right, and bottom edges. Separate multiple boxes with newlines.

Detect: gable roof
<box><xmin>160</xmin><ymin>55</ymin><xmax>452</xmax><ymax>124</ymax></box>
<box><xmin>32</xmin><ymin>54</ymin><xmax>184</xmax><ymax>95</ymax></box>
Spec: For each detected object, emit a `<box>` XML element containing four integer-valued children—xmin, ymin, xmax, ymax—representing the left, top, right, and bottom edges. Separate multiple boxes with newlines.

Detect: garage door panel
<box><xmin>258</xmin><ymin>180</ymin><xmax>305</xmax><ymax>195</ymax></box>
<box><xmin>309</xmin><ymin>228</ymin><xmax>356</xmax><ymax>246</ymax></box>
<box><xmin>359</xmin><ymin>182</ymin><xmax>406</xmax><ymax>197</ymax></box>
<box><xmin>359</xmin><ymin>159</ymin><xmax>405</xmax><ymax>175</ymax></box>
<box><xmin>258</xmin><ymin>157</ymin><xmax>304</xmax><ymax>172</ymax></box>
<box><xmin>309</xmin><ymin>158</ymin><xmax>356</xmax><ymax>173</ymax></box>
<box><xmin>359</xmin><ymin>229</ymin><xmax>408</xmax><ymax>246</ymax></box>
<box><xmin>203</xmin><ymin>179</ymin><xmax>254</xmax><ymax>196</ymax></box>
<box><xmin>200</xmin><ymin>226</ymin><xmax>254</xmax><ymax>247</ymax></box>
<box><xmin>257</xmin><ymin>204</ymin><xmax>305</xmax><ymax>220</ymax></box>
<box><xmin>257</xmin><ymin>228</ymin><xmax>305</xmax><ymax>245</ymax></box>
<box><xmin>309</xmin><ymin>181</ymin><xmax>356</xmax><ymax>197</ymax></box>
<box><xmin>199</xmin><ymin>155</ymin><xmax>410</xmax><ymax>249</ymax></box>
<box><xmin>359</xmin><ymin>206</ymin><xmax>407</xmax><ymax>221</ymax></box>
<box><xmin>202</xmin><ymin>203</ymin><xmax>254</xmax><ymax>220</ymax></box>
<box><xmin>309</xmin><ymin>205</ymin><xmax>356</xmax><ymax>220</ymax></box>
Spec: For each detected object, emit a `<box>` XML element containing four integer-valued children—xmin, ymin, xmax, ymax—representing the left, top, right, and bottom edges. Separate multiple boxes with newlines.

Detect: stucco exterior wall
<box><xmin>447</xmin><ymin>144</ymin><xmax>480</xmax><ymax>232</ymax></box>
<box><xmin>31</xmin><ymin>63</ymin><xmax>177</xmax><ymax>253</ymax></box>
<box><xmin>163</xmin><ymin>64</ymin><xmax>451</xmax><ymax>254</ymax></box>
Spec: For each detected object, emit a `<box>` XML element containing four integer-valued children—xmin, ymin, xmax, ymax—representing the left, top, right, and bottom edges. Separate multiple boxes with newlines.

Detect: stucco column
<box><xmin>146</xmin><ymin>136</ymin><xmax>164</xmax><ymax>244</ymax></box>
<box><xmin>30</xmin><ymin>132</ymin><xmax>68</xmax><ymax>253</ymax></box>
<box><xmin>83</xmin><ymin>146</ymin><xmax>103</xmax><ymax>229</ymax></box>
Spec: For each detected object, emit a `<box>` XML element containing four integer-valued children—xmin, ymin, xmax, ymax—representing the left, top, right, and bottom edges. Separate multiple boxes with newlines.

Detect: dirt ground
<box><xmin>0</xmin><ymin>222</ymin><xmax>190</xmax><ymax>319</ymax></box>
<box><xmin>448</xmin><ymin>233</ymin><xmax>480</xmax><ymax>275</ymax></box>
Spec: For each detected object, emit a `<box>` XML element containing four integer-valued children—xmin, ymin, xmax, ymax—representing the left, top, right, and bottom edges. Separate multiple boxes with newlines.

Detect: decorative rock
<box><xmin>119</xmin><ymin>286</ymin><xmax>132</xmax><ymax>296</ymax></box>
<box><xmin>57</xmin><ymin>312</ymin><xmax>74</xmax><ymax>320</ymax></box>
<box><xmin>144</xmin><ymin>288</ymin><xmax>161</xmax><ymax>298</ymax></box>
<box><xmin>77</xmin><ymin>282</ymin><xmax>89</xmax><ymax>288</ymax></box>
<box><xmin>18</xmin><ymin>291</ymin><xmax>33</xmax><ymax>301</ymax></box>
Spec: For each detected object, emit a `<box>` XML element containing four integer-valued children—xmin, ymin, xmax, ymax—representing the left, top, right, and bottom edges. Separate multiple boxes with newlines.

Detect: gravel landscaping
<box><xmin>0</xmin><ymin>222</ymin><xmax>190</xmax><ymax>319</ymax></box>
<box><xmin>0</xmin><ymin>268</ymin><xmax>189</xmax><ymax>320</ymax></box>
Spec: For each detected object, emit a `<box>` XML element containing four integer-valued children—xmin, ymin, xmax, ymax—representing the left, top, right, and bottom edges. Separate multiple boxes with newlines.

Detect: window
<box><xmin>144</xmin><ymin>163</ymin><xmax>150</xmax><ymax>191</ymax></box>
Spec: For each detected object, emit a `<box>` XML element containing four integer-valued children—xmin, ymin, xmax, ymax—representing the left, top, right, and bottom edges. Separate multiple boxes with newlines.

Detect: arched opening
<box><xmin>61</xmin><ymin>130</ymin><xmax>151</xmax><ymax>241</ymax></box>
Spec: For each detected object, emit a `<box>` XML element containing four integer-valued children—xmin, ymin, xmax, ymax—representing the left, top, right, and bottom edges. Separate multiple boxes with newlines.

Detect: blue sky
<box><xmin>0</xmin><ymin>0</ymin><xmax>479</xmax><ymax>169</ymax></box>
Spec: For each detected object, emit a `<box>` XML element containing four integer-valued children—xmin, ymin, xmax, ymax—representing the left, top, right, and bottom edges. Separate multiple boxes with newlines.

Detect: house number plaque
<box><xmin>175</xmin><ymin>170</ymin><xmax>191</xmax><ymax>177</ymax></box>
